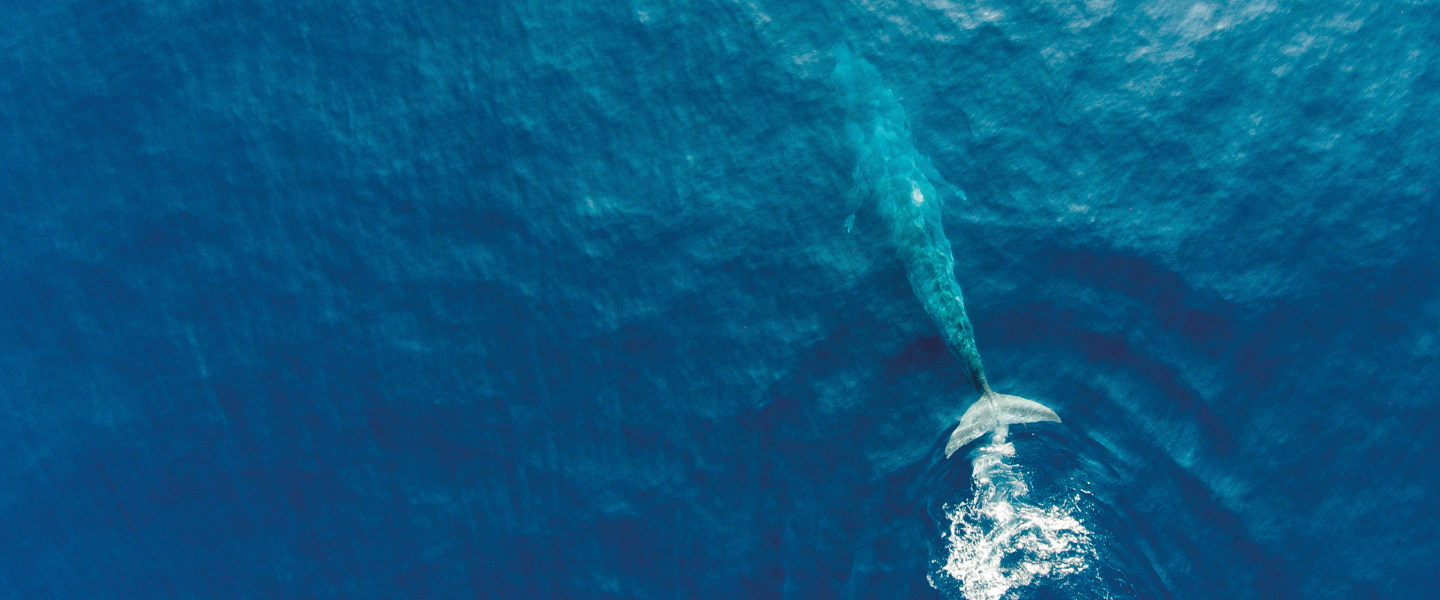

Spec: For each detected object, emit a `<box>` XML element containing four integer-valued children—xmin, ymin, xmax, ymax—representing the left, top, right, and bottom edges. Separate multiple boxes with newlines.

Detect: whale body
<box><xmin>834</xmin><ymin>50</ymin><xmax>1059</xmax><ymax>458</ymax></box>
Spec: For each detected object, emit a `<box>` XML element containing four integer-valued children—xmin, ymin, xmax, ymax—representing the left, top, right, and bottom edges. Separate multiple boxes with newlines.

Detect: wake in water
<box><xmin>929</xmin><ymin>431</ymin><xmax>1095</xmax><ymax>600</ymax></box>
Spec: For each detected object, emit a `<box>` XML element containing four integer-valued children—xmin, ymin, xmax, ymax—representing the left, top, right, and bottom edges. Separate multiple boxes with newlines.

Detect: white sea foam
<box><xmin>930</xmin><ymin>440</ymin><xmax>1094</xmax><ymax>600</ymax></box>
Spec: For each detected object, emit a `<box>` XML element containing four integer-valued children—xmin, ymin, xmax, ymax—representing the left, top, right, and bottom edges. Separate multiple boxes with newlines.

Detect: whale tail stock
<box><xmin>944</xmin><ymin>392</ymin><xmax>1061</xmax><ymax>458</ymax></box>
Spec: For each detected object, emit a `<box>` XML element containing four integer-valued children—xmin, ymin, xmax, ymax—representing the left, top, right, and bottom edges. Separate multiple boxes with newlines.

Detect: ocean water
<box><xmin>3</xmin><ymin>0</ymin><xmax>1439</xmax><ymax>598</ymax></box>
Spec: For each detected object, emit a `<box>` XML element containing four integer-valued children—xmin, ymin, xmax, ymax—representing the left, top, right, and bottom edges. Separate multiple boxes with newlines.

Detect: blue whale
<box><xmin>834</xmin><ymin>50</ymin><xmax>1060</xmax><ymax>457</ymax></box>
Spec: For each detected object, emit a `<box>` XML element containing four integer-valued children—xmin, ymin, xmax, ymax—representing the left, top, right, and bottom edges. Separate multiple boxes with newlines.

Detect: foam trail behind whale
<box><xmin>833</xmin><ymin>49</ymin><xmax>1059</xmax><ymax>457</ymax></box>
<box><xmin>929</xmin><ymin>434</ymin><xmax>1095</xmax><ymax>600</ymax></box>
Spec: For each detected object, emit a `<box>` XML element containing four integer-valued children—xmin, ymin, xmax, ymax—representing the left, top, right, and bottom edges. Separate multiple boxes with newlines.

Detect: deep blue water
<box><xmin>4</xmin><ymin>1</ymin><xmax>1440</xmax><ymax>598</ymax></box>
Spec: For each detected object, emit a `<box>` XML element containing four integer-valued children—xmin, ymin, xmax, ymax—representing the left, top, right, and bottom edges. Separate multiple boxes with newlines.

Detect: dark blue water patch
<box><xmin>1227</xmin><ymin>252</ymin><xmax>1440</xmax><ymax>401</ymax></box>
<box><xmin>1040</xmin><ymin>248</ymin><xmax>1237</xmax><ymax>358</ymax></box>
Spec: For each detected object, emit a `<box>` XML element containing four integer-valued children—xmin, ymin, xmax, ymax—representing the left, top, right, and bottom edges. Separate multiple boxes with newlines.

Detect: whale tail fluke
<box><xmin>945</xmin><ymin>393</ymin><xmax>1061</xmax><ymax>458</ymax></box>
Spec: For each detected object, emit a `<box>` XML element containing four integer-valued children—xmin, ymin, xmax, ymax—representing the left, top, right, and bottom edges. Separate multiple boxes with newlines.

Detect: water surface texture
<box><xmin>3</xmin><ymin>1</ymin><xmax>1439</xmax><ymax>598</ymax></box>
